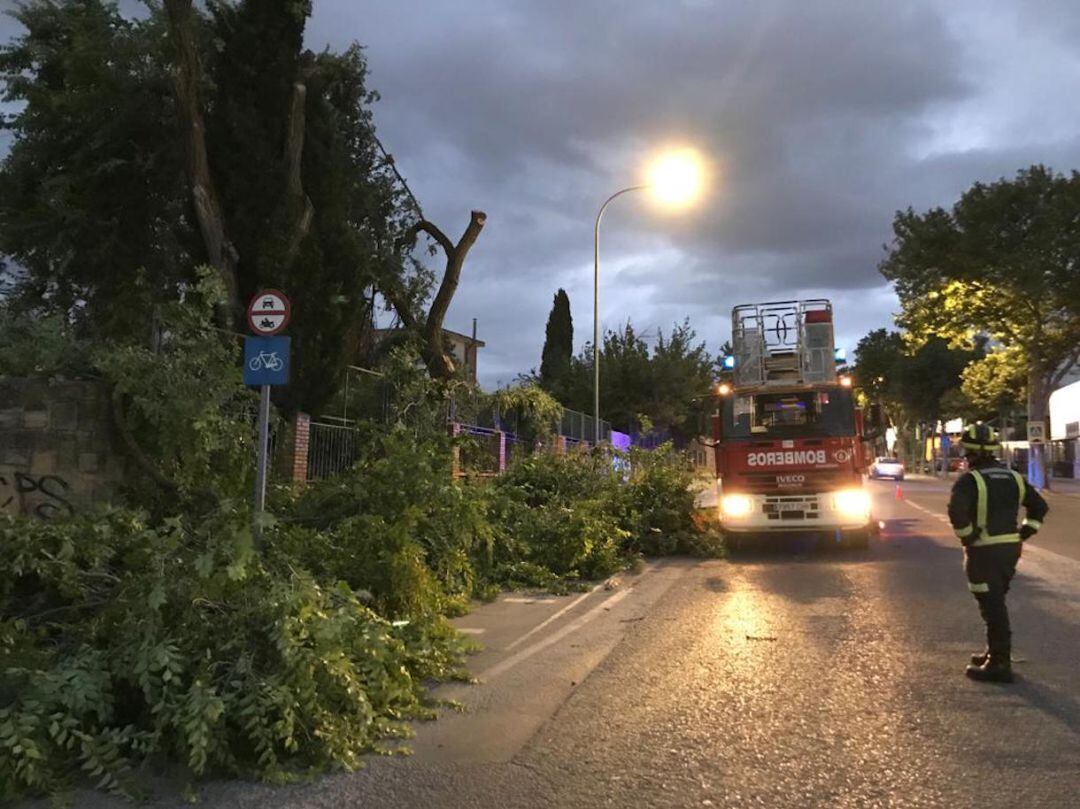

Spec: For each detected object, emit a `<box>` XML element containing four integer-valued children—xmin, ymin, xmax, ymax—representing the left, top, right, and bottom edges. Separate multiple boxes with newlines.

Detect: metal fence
<box><xmin>560</xmin><ymin>409</ymin><xmax>611</xmax><ymax>443</ymax></box>
<box><xmin>307</xmin><ymin>421</ymin><xmax>364</xmax><ymax>481</ymax></box>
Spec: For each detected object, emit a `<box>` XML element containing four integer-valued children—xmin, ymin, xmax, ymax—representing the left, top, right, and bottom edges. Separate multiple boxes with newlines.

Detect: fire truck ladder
<box><xmin>731</xmin><ymin>300</ymin><xmax>837</xmax><ymax>387</ymax></box>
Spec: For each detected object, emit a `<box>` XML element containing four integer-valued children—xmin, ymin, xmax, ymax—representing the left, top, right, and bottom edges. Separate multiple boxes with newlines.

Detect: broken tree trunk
<box><xmin>389</xmin><ymin>210</ymin><xmax>487</xmax><ymax>380</ymax></box>
<box><xmin>163</xmin><ymin>0</ymin><xmax>241</xmax><ymax>321</ymax></box>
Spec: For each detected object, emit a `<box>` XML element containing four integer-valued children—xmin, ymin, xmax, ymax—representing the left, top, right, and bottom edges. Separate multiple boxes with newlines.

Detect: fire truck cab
<box><xmin>713</xmin><ymin>300</ymin><xmax>874</xmax><ymax>548</ymax></box>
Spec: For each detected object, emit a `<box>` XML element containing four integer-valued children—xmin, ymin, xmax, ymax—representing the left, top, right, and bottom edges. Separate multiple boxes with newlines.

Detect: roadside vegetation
<box><xmin>0</xmin><ymin>283</ymin><xmax>720</xmax><ymax>802</ymax></box>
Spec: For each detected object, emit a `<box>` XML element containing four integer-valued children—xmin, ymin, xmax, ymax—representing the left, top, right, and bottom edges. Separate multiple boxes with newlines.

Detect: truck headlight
<box><xmin>834</xmin><ymin>488</ymin><xmax>871</xmax><ymax>519</ymax></box>
<box><xmin>722</xmin><ymin>494</ymin><xmax>754</xmax><ymax>518</ymax></box>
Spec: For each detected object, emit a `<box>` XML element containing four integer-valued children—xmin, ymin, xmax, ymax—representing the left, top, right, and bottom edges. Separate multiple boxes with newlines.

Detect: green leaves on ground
<box><xmin>0</xmin><ymin>506</ymin><xmax>452</xmax><ymax>802</ymax></box>
<box><xmin>0</xmin><ymin>423</ymin><xmax>716</xmax><ymax>801</ymax></box>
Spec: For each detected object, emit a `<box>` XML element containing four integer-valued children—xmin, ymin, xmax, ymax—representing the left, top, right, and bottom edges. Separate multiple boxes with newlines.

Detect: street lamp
<box><xmin>593</xmin><ymin>148</ymin><xmax>705</xmax><ymax>445</ymax></box>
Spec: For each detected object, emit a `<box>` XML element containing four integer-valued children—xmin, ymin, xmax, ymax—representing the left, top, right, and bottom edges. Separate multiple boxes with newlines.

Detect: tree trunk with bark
<box><xmin>163</xmin><ymin>0</ymin><xmax>241</xmax><ymax>321</ymax></box>
<box><xmin>388</xmin><ymin>210</ymin><xmax>487</xmax><ymax>380</ymax></box>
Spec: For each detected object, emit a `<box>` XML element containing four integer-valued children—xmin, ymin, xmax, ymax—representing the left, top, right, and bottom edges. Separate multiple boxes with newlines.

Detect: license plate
<box><xmin>775</xmin><ymin>501</ymin><xmax>804</xmax><ymax>512</ymax></box>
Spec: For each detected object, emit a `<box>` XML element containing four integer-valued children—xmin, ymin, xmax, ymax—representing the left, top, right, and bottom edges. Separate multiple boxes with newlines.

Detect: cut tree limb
<box><xmin>388</xmin><ymin>210</ymin><xmax>487</xmax><ymax>379</ymax></box>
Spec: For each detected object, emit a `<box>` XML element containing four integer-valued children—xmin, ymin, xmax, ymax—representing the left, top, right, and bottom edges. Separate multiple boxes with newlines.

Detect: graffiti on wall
<box><xmin>0</xmin><ymin>472</ymin><xmax>75</xmax><ymax>519</ymax></box>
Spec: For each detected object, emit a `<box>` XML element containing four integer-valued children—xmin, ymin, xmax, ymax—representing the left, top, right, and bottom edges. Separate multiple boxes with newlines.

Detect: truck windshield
<box><xmin>724</xmin><ymin>388</ymin><xmax>855</xmax><ymax>438</ymax></box>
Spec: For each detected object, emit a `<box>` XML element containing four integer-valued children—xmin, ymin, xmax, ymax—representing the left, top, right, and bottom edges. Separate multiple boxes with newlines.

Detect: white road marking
<box><xmin>505</xmin><ymin>567</ymin><xmax>655</xmax><ymax>652</ymax></box>
<box><xmin>480</xmin><ymin>588</ymin><xmax>633</xmax><ymax>681</ymax></box>
<box><xmin>905</xmin><ymin>499</ymin><xmax>952</xmax><ymax>524</ymax></box>
<box><xmin>901</xmin><ymin>496</ymin><xmax>1080</xmax><ymax>573</ymax></box>
<box><xmin>458</xmin><ymin>627</ymin><xmax>485</xmax><ymax>635</ymax></box>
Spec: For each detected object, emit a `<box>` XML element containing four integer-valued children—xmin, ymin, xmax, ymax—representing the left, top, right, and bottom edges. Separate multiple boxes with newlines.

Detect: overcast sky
<box><xmin>4</xmin><ymin>0</ymin><xmax>1080</xmax><ymax>387</ymax></box>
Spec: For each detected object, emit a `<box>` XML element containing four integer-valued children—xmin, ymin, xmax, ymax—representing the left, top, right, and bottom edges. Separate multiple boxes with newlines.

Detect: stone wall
<box><xmin>0</xmin><ymin>378</ymin><xmax>126</xmax><ymax>519</ymax></box>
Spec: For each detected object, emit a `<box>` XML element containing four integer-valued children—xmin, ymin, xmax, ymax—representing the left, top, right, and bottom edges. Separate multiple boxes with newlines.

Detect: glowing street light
<box><xmin>646</xmin><ymin>148</ymin><xmax>706</xmax><ymax>208</ymax></box>
<box><xmin>593</xmin><ymin>147</ymin><xmax>706</xmax><ymax>444</ymax></box>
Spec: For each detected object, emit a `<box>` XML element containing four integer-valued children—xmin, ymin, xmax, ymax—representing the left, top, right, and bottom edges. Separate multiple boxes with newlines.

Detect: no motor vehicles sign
<box><xmin>247</xmin><ymin>289</ymin><xmax>291</xmax><ymax>336</ymax></box>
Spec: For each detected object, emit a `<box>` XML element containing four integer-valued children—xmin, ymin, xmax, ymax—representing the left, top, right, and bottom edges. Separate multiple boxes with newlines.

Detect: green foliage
<box><xmin>853</xmin><ymin>329</ymin><xmax>977</xmax><ymax>423</ymax></box>
<box><xmin>0</xmin><ymin>0</ymin><xmax>195</xmax><ymax>338</ymax></box>
<box><xmin>961</xmin><ymin>345</ymin><xmax>1027</xmax><ymax>416</ymax></box>
<box><xmin>0</xmin><ymin>307</ymin><xmax>89</xmax><ymax>377</ymax></box>
<box><xmin>0</xmin><ymin>425</ymin><xmax>716</xmax><ymax>801</ymax></box>
<box><xmin>621</xmin><ymin>445</ymin><xmax>714</xmax><ymax>556</ymax></box>
<box><xmin>494</xmin><ymin>384</ymin><xmax>564</xmax><ymax>441</ymax></box>
<box><xmin>560</xmin><ymin>320</ymin><xmax>716</xmax><ymax>439</ymax></box>
<box><xmin>0</xmin><ymin>0</ymin><xmax>423</xmax><ymax>416</ymax></box>
<box><xmin>539</xmin><ymin>288</ymin><xmax>573</xmax><ymax>395</ymax></box>
<box><xmin>282</xmin><ymin>425</ymin><xmax>492</xmax><ymax>617</ymax></box>
<box><xmin>0</xmin><ymin>506</ymin><xmax>458</xmax><ymax>802</ymax></box>
<box><xmin>880</xmin><ymin>164</ymin><xmax>1080</xmax><ymax>413</ymax></box>
<box><xmin>203</xmin><ymin>4</ymin><xmax>420</xmax><ymax>415</ymax></box>
<box><xmin>93</xmin><ymin>269</ymin><xmax>257</xmax><ymax>506</ymax></box>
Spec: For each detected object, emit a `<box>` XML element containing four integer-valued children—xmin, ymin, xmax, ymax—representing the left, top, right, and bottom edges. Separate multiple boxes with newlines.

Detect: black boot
<box><xmin>965</xmin><ymin>658</ymin><xmax>1014</xmax><ymax>683</ymax></box>
<box><xmin>970</xmin><ymin>650</ymin><xmax>989</xmax><ymax>666</ymax></box>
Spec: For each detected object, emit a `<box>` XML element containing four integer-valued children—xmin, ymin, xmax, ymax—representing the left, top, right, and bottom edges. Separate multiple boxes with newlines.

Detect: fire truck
<box><xmin>712</xmin><ymin>300</ymin><xmax>876</xmax><ymax>548</ymax></box>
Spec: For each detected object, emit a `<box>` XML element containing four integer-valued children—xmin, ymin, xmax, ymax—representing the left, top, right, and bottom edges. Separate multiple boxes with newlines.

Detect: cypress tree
<box><xmin>539</xmin><ymin>289</ymin><xmax>573</xmax><ymax>392</ymax></box>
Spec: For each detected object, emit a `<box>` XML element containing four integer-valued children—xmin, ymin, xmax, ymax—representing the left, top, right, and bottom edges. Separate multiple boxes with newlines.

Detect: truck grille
<box><xmin>763</xmin><ymin>494</ymin><xmax>820</xmax><ymax>521</ymax></box>
<box><xmin>740</xmin><ymin>471</ymin><xmax>848</xmax><ymax>494</ymax></box>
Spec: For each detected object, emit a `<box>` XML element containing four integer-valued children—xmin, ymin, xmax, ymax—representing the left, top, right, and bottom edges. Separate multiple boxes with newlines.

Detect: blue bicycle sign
<box><xmin>248</xmin><ymin>351</ymin><xmax>284</xmax><ymax>372</ymax></box>
<box><xmin>244</xmin><ymin>336</ymin><xmax>290</xmax><ymax>386</ymax></box>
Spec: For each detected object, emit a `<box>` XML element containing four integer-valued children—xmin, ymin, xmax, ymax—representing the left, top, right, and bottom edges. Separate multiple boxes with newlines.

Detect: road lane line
<box><xmin>458</xmin><ymin>628</ymin><xmax>485</xmax><ymax>635</ymax></box>
<box><xmin>902</xmin><ymin>498</ymin><xmax>1080</xmax><ymax>569</ymax></box>
<box><xmin>505</xmin><ymin>566</ymin><xmax>656</xmax><ymax>651</ymax></box>
<box><xmin>480</xmin><ymin>588</ymin><xmax>633</xmax><ymax>681</ymax></box>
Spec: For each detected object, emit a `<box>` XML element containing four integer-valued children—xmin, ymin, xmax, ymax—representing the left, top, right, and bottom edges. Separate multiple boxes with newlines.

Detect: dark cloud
<box><xmin>4</xmin><ymin>1</ymin><xmax>1080</xmax><ymax>386</ymax></box>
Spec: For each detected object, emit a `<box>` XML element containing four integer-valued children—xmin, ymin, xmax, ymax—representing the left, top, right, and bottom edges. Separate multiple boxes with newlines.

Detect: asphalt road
<box><xmin>50</xmin><ymin>478</ymin><xmax>1080</xmax><ymax>808</ymax></box>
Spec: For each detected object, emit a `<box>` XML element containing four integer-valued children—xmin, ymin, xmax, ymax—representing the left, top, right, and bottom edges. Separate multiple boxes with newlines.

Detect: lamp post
<box><xmin>593</xmin><ymin>186</ymin><xmax>646</xmax><ymax>446</ymax></box>
<box><xmin>592</xmin><ymin>149</ymin><xmax>705</xmax><ymax>447</ymax></box>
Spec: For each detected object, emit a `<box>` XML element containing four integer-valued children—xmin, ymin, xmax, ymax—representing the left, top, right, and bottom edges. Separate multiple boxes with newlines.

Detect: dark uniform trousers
<box><xmin>963</xmin><ymin>543</ymin><xmax>1021</xmax><ymax>660</ymax></box>
<box><xmin>948</xmin><ymin>461</ymin><xmax>1048</xmax><ymax>664</ymax></box>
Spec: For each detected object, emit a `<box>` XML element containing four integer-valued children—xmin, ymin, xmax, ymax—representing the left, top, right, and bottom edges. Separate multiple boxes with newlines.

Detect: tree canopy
<box><xmin>558</xmin><ymin>320</ymin><xmax>715</xmax><ymax>442</ymax></box>
<box><xmin>0</xmin><ymin>0</ymin><xmax>448</xmax><ymax>415</ymax></box>
<box><xmin>879</xmin><ymin>165</ymin><xmax>1080</xmax><ymax>482</ymax></box>
<box><xmin>853</xmin><ymin>328</ymin><xmax>978</xmax><ymax>462</ymax></box>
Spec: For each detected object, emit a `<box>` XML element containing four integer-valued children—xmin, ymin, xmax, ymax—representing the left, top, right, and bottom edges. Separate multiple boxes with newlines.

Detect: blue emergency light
<box><xmin>723</xmin><ymin>355</ymin><xmax>736</xmax><ymax>370</ymax></box>
<box><xmin>834</xmin><ymin>348</ymin><xmax>847</xmax><ymax>363</ymax></box>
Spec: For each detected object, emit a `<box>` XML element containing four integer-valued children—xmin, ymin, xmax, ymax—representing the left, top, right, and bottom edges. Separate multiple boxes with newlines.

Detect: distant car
<box><xmin>869</xmin><ymin>456</ymin><xmax>905</xmax><ymax>480</ymax></box>
<box><xmin>934</xmin><ymin>457</ymin><xmax>968</xmax><ymax>473</ymax></box>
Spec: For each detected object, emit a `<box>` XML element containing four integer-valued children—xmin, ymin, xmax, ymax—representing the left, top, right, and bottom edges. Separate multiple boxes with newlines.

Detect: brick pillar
<box><xmin>292</xmin><ymin>413</ymin><xmax>310</xmax><ymax>484</ymax></box>
<box><xmin>556</xmin><ymin>436</ymin><xmax>567</xmax><ymax>455</ymax></box>
<box><xmin>449</xmin><ymin>422</ymin><xmax>462</xmax><ymax>478</ymax></box>
<box><xmin>497</xmin><ymin>430</ymin><xmax>507</xmax><ymax>473</ymax></box>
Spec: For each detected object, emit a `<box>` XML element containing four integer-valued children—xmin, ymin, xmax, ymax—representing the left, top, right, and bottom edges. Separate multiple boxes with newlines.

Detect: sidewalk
<box><xmin>1044</xmin><ymin>476</ymin><xmax>1080</xmax><ymax>498</ymax></box>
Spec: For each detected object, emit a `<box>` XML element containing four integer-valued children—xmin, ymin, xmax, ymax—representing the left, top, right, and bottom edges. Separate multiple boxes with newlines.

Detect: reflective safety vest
<box><xmin>947</xmin><ymin>463</ymin><xmax>1048</xmax><ymax>547</ymax></box>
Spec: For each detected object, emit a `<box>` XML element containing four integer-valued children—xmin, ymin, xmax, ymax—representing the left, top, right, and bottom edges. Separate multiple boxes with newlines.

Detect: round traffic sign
<box><xmin>247</xmin><ymin>289</ymin><xmax>291</xmax><ymax>336</ymax></box>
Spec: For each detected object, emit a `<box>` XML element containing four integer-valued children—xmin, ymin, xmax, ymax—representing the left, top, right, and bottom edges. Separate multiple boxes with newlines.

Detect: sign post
<box><xmin>244</xmin><ymin>290</ymin><xmax>292</xmax><ymax>542</ymax></box>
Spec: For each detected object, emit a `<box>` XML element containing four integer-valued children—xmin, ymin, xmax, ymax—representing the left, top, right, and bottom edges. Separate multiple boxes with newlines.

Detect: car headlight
<box><xmin>834</xmin><ymin>488</ymin><xmax>871</xmax><ymax>519</ymax></box>
<box><xmin>721</xmin><ymin>494</ymin><xmax>754</xmax><ymax>518</ymax></box>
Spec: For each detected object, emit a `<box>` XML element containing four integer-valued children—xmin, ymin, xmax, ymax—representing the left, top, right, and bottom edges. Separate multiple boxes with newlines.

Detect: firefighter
<box><xmin>948</xmin><ymin>423</ymin><xmax>1048</xmax><ymax>683</ymax></box>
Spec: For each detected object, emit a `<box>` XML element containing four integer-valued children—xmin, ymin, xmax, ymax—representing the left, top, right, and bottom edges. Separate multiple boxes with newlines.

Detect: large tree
<box><xmin>853</xmin><ymin>328</ymin><xmax>977</xmax><ymax>468</ymax></box>
<box><xmin>879</xmin><ymin>165</ymin><xmax>1080</xmax><ymax>486</ymax></box>
<box><xmin>1</xmin><ymin>0</ymin><xmax>448</xmax><ymax>415</ymax></box>
<box><xmin>0</xmin><ymin>1</ymin><xmax>196</xmax><ymax>338</ymax></box>
<box><xmin>539</xmin><ymin>289</ymin><xmax>573</xmax><ymax>394</ymax></box>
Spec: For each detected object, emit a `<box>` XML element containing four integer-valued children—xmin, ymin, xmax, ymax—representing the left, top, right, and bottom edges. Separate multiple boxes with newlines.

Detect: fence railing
<box><xmin>307</xmin><ymin>421</ymin><xmax>364</xmax><ymax>481</ymax></box>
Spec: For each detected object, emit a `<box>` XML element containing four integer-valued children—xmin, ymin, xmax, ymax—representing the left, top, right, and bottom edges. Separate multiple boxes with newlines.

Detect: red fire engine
<box><xmin>712</xmin><ymin>300</ymin><xmax>876</xmax><ymax>548</ymax></box>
